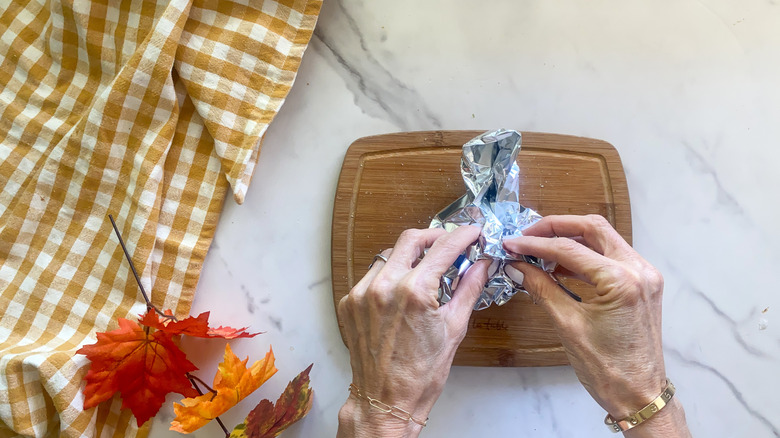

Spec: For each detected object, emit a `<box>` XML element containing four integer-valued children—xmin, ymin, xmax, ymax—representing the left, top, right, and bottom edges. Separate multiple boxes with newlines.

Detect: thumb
<box><xmin>507</xmin><ymin>262</ymin><xmax>580</xmax><ymax>323</ymax></box>
<box><xmin>443</xmin><ymin>259</ymin><xmax>491</xmax><ymax>329</ymax></box>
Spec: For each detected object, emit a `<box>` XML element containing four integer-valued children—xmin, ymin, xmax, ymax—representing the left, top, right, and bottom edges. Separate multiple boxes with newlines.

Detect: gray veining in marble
<box><xmin>312</xmin><ymin>0</ymin><xmax>442</xmax><ymax>130</ymax></box>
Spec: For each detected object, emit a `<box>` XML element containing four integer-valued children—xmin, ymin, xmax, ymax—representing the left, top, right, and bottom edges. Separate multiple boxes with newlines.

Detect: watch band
<box><xmin>604</xmin><ymin>379</ymin><xmax>676</xmax><ymax>433</ymax></box>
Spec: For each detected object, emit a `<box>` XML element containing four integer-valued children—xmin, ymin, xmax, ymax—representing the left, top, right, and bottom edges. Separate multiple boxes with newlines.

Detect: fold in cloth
<box><xmin>0</xmin><ymin>0</ymin><xmax>321</xmax><ymax>436</ymax></box>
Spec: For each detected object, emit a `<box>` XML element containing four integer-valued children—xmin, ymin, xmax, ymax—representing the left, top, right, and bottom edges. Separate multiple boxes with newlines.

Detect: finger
<box><xmin>337</xmin><ymin>295</ymin><xmax>349</xmax><ymax>325</ymax></box>
<box><xmin>387</xmin><ymin>228</ymin><xmax>448</xmax><ymax>269</ymax></box>
<box><xmin>521</xmin><ymin>215</ymin><xmax>632</xmax><ymax>258</ymax></box>
<box><xmin>339</xmin><ymin>295</ymin><xmax>370</xmax><ymax>386</ymax></box>
<box><xmin>509</xmin><ymin>262</ymin><xmax>581</xmax><ymax>323</ymax></box>
<box><xmin>367</xmin><ymin>248</ymin><xmax>393</xmax><ymax>271</ymax></box>
<box><xmin>552</xmin><ymin>264</ymin><xmax>587</xmax><ymax>282</ymax></box>
<box><xmin>351</xmin><ymin>248</ymin><xmax>393</xmax><ymax>299</ymax></box>
<box><xmin>368</xmin><ymin>248</ymin><xmax>393</xmax><ymax>271</ymax></box>
<box><xmin>442</xmin><ymin>259</ymin><xmax>490</xmax><ymax>326</ymax></box>
<box><xmin>414</xmin><ymin>225</ymin><xmax>482</xmax><ymax>277</ymax></box>
<box><xmin>504</xmin><ymin>235</ymin><xmax>617</xmax><ymax>286</ymax></box>
<box><xmin>507</xmin><ymin>263</ymin><xmax>593</xmax><ymax>301</ymax></box>
<box><xmin>337</xmin><ymin>295</ymin><xmax>358</xmax><ymax>354</ymax></box>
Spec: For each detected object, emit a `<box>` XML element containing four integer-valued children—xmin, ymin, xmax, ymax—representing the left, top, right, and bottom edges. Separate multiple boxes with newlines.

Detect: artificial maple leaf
<box><xmin>207</xmin><ymin>324</ymin><xmax>261</xmax><ymax>339</ymax></box>
<box><xmin>76</xmin><ymin>318</ymin><xmax>199</xmax><ymax>426</ymax></box>
<box><xmin>170</xmin><ymin>343</ymin><xmax>277</xmax><ymax>433</ymax></box>
<box><xmin>230</xmin><ymin>364</ymin><xmax>314</xmax><ymax>438</ymax></box>
<box><xmin>140</xmin><ymin>310</ymin><xmax>260</xmax><ymax>339</ymax></box>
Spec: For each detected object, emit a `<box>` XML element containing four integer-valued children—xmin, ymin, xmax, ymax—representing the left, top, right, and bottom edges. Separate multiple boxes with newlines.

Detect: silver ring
<box><xmin>368</xmin><ymin>253</ymin><xmax>389</xmax><ymax>269</ymax></box>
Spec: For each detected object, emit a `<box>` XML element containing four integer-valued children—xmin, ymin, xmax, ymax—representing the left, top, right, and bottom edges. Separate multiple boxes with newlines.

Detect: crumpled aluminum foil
<box><xmin>430</xmin><ymin>129</ymin><xmax>555</xmax><ymax>310</ymax></box>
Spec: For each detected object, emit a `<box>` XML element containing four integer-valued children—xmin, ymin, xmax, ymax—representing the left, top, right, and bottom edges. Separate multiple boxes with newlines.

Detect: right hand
<box><xmin>504</xmin><ymin>215</ymin><xmax>690</xmax><ymax>437</ymax></box>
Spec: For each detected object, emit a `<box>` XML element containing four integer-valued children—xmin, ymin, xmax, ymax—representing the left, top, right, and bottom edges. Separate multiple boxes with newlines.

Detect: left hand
<box><xmin>337</xmin><ymin>226</ymin><xmax>490</xmax><ymax>438</ymax></box>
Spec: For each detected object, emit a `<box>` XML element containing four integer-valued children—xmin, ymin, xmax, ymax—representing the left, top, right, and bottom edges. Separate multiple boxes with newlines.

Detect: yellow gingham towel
<box><xmin>0</xmin><ymin>0</ymin><xmax>321</xmax><ymax>436</ymax></box>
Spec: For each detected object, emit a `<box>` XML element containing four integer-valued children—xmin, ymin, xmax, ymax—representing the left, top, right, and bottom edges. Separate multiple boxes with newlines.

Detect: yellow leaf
<box><xmin>170</xmin><ymin>344</ymin><xmax>277</xmax><ymax>433</ymax></box>
<box><xmin>229</xmin><ymin>422</ymin><xmax>249</xmax><ymax>438</ymax></box>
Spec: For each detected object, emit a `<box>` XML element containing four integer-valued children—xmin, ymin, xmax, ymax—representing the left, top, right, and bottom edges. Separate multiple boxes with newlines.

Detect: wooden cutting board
<box><xmin>331</xmin><ymin>131</ymin><xmax>631</xmax><ymax>367</ymax></box>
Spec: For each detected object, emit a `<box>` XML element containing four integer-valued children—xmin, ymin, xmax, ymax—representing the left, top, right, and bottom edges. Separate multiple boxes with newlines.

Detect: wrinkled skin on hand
<box><xmin>505</xmin><ymin>215</ymin><xmax>690</xmax><ymax>437</ymax></box>
<box><xmin>337</xmin><ymin>215</ymin><xmax>690</xmax><ymax>437</ymax></box>
<box><xmin>337</xmin><ymin>226</ymin><xmax>489</xmax><ymax>438</ymax></box>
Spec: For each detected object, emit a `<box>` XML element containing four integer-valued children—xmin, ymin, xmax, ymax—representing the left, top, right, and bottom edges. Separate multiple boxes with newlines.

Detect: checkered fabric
<box><xmin>0</xmin><ymin>0</ymin><xmax>321</xmax><ymax>436</ymax></box>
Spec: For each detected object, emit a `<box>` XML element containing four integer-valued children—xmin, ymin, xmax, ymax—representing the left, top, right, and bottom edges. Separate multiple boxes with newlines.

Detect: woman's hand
<box><xmin>337</xmin><ymin>226</ymin><xmax>489</xmax><ymax>438</ymax></box>
<box><xmin>504</xmin><ymin>215</ymin><xmax>690</xmax><ymax>437</ymax></box>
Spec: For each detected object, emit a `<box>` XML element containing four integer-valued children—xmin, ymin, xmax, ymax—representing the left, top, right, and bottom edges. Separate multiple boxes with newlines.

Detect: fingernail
<box><xmin>505</xmin><ymin>264</ymin><xmax>525</xmax><ymax>286</ymax></box>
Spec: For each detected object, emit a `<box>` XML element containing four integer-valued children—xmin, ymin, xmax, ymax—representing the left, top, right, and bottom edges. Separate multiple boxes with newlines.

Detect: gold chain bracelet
<box><xmin>604</xmin><ymin>378</ymin><xmax>676</xmax><ymax>433</ymax></box>
<box><xmin>348</xmin><ymin>384</ymin><xmax>428</xmax><ymax>427</ymax></box>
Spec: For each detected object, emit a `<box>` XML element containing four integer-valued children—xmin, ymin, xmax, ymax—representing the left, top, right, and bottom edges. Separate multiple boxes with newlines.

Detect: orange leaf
<box><xmin>230</xmin><ymin>364</ymin><xmax>314</xmax><ymax>438</ymax></box>
<box><xmin>170</xmin><ymin>344</ymin><xmax>277</xmax><ymax>433</ymax></box>
<box><xmin>140</xmin><ymin>310</ymin><xmax>261</xmax><ymax>339</ymax></box>
<box><xmin>76</xmin><ymin>318</ymin><xmax>198</xmax><ymax>426</ymax></box>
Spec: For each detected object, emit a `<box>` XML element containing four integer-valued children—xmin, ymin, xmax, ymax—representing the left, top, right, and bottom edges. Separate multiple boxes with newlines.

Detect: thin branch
<box><xmin>108</xmin><ymin>214</ymin><xmax>151</xmax><ymax>307</ymax></box>
<box><xmin>108</xmin><ymin>214</ymin><xmax>178</xmax><ymax>322</ymax></box>
<box><xmin>187</xmin><ymin>373</ymin><xmax>216</xmax><ymax>394</ymax></box>
<box><xmin>214</xmin><ymin>412</ymin><xmax>231</xmax><ymax>437</ymax></box>
<box><xmin>189</xmin><ymin>377</ymin><xmax>231</xmax><ymax>438</ymax></box>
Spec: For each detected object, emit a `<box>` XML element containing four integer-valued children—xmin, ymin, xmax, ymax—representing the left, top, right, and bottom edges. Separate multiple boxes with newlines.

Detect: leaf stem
<box><xmin>108</xmin><ymin>214</ymin><xmax>178</xmax><ymax>322</ymax></box>
<box><xmin>187</xmin><ymin>373</ymin><xmax>216</xmax><ymax>394</ymax></box>
<box><xmin>188</xmin><ymin>376</ymin><xmax>230</xmax><ymax>438</ymax></box>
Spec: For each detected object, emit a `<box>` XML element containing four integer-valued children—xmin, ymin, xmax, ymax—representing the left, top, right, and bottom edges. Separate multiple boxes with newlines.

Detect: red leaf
<box><xmin>140</xmin><ymin>310</ymin><xmax>261</xmax><ymax>339</ymax></box>
<box><xmin>139</xmin><ymin>311</ymin><xmax>209</xmax><ymax>337</ymax></box>
<box><xmin>207</xmin><ymin>325</ymin><xmax>259</xmax><ymax>339</ymax></box>
<box><xmin>231</xmin><ymin>364</ymin><xmax>314</xmax><ymax>438</ymax></box>
<box><xmin>76</xmin><ymin>318</ymin><xmax>198</xmax><ymax>426</ymax></box>
<box><xmin>244</xmin><ymin>400</ymin><xmax>275</xmax><ymax>436</ymax></box>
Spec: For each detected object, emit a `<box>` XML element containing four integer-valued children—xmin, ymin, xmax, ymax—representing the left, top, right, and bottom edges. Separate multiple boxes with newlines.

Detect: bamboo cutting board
<box><xmin>331</xmin><ymin>131</ymin><xmax>631</xmax><ymax>367</ymax></box>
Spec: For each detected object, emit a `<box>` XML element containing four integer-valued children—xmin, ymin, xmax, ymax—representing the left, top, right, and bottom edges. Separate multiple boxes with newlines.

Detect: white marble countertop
<box><xmin>151</xmin><ymin>1</ymin><xmax>780</xmax><ymax>437</ymax></box>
